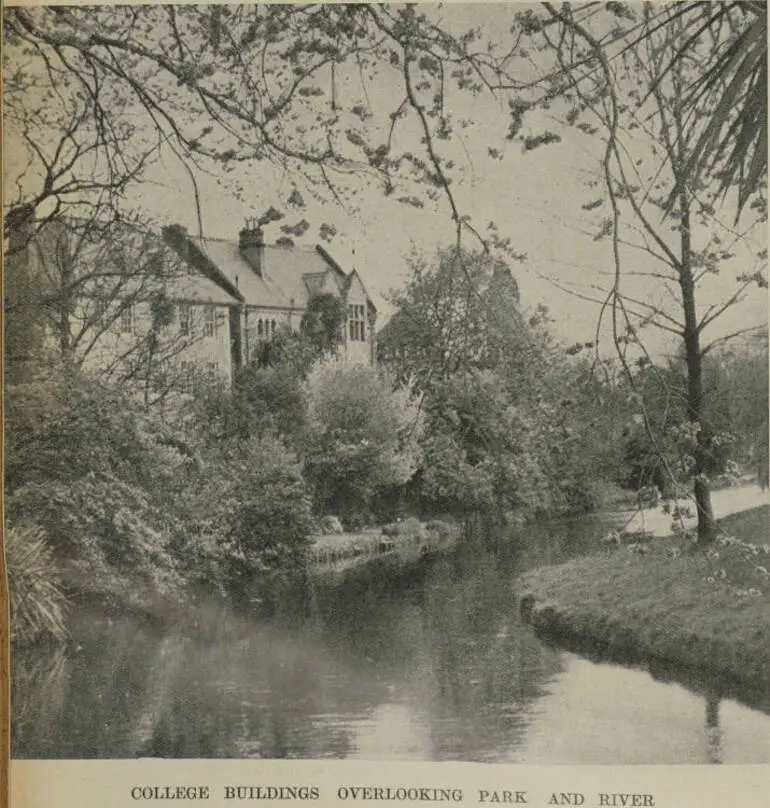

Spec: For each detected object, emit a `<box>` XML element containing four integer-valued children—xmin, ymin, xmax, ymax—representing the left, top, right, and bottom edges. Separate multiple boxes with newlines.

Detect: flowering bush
<box><xmin>303</xmin><ymin>359</ymin><xmax>423</xmax><ymax>524</ymax></box>
<box><xmin>8</xmin><ymin>473</ymin><xmax>186</xmax><ymax>606</ymax></box>
<box><xmin>180</xmin><ymin>436</ymin><xmax>314</xmax><ymax>596</ymax></box>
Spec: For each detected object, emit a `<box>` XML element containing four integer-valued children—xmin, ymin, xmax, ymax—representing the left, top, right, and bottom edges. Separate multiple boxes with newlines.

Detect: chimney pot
<box><xmin>239</xmin><ymin>225</ymin><xmax>264</xmax><ymax>249</ymax></box>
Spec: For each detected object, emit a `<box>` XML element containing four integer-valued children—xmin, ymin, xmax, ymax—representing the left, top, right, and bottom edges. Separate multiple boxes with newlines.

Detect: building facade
<box><xmin>162</xmin><ymin>223</ymin><xmax>378</xmax><ymax>370</ymax></box>
<box><xmin>5</xmin><ymin>210</ymin><xmax>377</xmax><ymax>399</ymax></box>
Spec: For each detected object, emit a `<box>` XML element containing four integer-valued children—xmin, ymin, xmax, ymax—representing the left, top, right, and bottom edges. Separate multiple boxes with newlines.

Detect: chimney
<box><xmin>162</xmin><ymin>223</ymin><xmax>188</xmax><ymax>250</ymax></box>
<box><xmin>239</xmin><ymin>224</ymin><xmax>264</xmax><ymax>276</ymax></box>
<box><xmin>161</xmin><ymin>223</ymin><xmax>193</xmax><ymax>270</ymax></box>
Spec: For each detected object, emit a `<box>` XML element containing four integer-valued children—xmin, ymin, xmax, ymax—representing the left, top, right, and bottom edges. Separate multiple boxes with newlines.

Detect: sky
<box><xmin>7</xmin><ymin>2</ymin><xmax>768</xmax><ymax>358</ymax></box>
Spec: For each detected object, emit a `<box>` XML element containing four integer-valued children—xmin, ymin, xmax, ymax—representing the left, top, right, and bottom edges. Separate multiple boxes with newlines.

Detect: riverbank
<box><xmin>515</xmin><ymin>505</ymin><xmax>770</xmax><ymax>710</ymax></box>
<box><xmin>307</xmin><ymin>518</ymin><xmax>461</xmax><ymax>580</ymax></box>
<box><xmin>35</xmin><ymin>518</ymin><xmax>461</xmax><ymax>637</ymax></box>
<box><xmin>16</xmin><ymin>504</ymin><xmax>770</xmax><ymax>763</ymax></box>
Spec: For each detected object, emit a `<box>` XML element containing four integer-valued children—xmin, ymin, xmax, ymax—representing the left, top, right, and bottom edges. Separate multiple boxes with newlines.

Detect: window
<box><xmin>119</xmin><ymin>303</ymin><xmax>135</xmax><ymax>335</ymax></box>
<box><xmin>348</xmin><ymin>304</ymin><xmax>366</xmax><ymax>342</ymax></box>
<box><xmin>179</xmin><ymin>303</ymin><xmax>192</xmax><ymax>336</ymax></box>
<box><xmin>252</xmin><ymin>315</ymin><xmax>278</xmax><ymax>342</ymax></box>
<box><xmin>204</xmin><ymin>305</ymin><xmax>216</xmax><ymax>338</ymax></box>
<box><xmin>91</xmin><ymin>298</ymin><xmax>109</xmax><ymax>329</ymax></box>
<box><xmin>179</xmin><ymin>361</ymin><xmax>196</xmax><ymax>394</ymax></box>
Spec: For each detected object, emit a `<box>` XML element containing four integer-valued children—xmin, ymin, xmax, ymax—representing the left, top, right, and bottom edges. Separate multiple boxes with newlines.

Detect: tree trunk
<box><xmin>57</xmin><ymin>243</ymin><xmax>76</xmax><ymax>365</ymax></box>
<box><xmin>678</xmin><ymin>189</ymin><xmax>716</xmax><ymax>544</ymax></box>
<box><xmin>704</xmin><ymin>689</ymin><xmax>722</xmax><ymax>765</ymax></box>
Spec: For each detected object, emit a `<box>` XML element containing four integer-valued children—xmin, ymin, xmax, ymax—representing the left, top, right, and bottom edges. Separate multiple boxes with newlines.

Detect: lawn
<box><xmin>515</xmin><ymin>506</ymin><xmax>770</xmax><ymax>707</ymax></box>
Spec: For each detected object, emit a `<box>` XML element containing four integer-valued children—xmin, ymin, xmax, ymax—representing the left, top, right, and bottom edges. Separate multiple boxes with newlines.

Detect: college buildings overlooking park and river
<box><xmin>4</xmin><ymin>207</ymin><xmax>377</xmax><ymax>399</ymax></box>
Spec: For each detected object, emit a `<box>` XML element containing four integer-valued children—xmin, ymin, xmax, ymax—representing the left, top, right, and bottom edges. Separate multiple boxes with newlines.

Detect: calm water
<box><xmin>12</xmin><ymin>516</ymin><xmax>770</xmax><ymax>763</ymax></box>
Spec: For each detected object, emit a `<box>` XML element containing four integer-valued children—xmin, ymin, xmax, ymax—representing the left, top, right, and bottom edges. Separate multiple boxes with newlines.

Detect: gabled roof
<box><xmin>16</xmin><ymin>216</ymin><xmax>241</xmax><ymax>307</ymax></box>
<box><xmin>195</xmin><ymin>239</ymin><xmax>350</xmax><ymax>309</ymax></box>
<box><xmin>164</xmin><ymin>226</ymin><xmax>376</xmax><ymax>312</ymax></box>
<box><xmin>167</xmin><ymin>273</ymin><xmax>241</xmax><ymax>306</ymax></box>
<box><xmin>302</xmin><ymin>270</ymin><xmax>342</xmax><ymax>298</ymax></box>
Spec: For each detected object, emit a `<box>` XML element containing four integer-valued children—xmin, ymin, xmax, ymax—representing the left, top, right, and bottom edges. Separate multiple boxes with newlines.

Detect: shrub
<box><xmin>419</xmin><ymin>371</ymin><xmax>552</xmax><ymax>519</ymax></box>
<box><xmin>303</xmin><ymin>359</ymin><xmax>423</xmax><ymax>523</ymax></box>
<box><xmin>3</xmin><ymin>367</ymin><xmax>318</xmax><ymax>617</ymax></box>
<box><xmin>425</xmin><ymin>519</ymin><xmax>454</xmax><ymax>541</ymax></box>
<box><xmin>205</xmin><ymin>436</ymin><xmax>314</xmax><ymax>593</ymax></box>
<box><xmin>398</xmin><ymin>517</ymin><xmax>427</xmax><ymax>540</ymax></box>
<box><xmin>556</xmin><ymin>476</ymin><xmax>608</xmax><ymax>515</ymax></box>
<box><xmin>232</xmin><ymin>363</ymin><xmax>307</xmax><ymax>438</ymax></box>
<box><xmin>6</xmin><ymin>523</ymin><xmax>68</xmax><ymax>646</ymax></box>
<box><xmin>5</xmin><ymin>369</ymin><xmax>208</xmax><ymax>611</ymax></box>
<box><xmin>319</xmin><ymin>515</ymin><xmax>345</xmax><ymax>535</ymax></box>
<box><xmin>8</xmin><ymin>473</ymin><xmax>186</xmax><ymax>606</ymax></box>
<box><xmin>381</xmin><ymin>517</ymin><xmax>428</xmax><ymax>540</ymax></box>
<box><xmin>5</xmin><ymin>372</ymin><xmax>151</xmax><ymax>494</ymax></box>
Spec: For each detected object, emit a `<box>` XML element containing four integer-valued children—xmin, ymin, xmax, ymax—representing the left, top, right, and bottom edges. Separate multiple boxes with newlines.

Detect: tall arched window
<box><xmin>257</xmin><ymin>319</ymin><xmax>263</xmax><ymax>337</ymax></box>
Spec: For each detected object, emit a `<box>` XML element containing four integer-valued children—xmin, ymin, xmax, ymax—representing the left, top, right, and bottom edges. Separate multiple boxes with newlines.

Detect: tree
<box><xmin>533</xmin><ymin>4</ymin><xmax>767</xmax><ymax>543</ymax></box>
<box><xmin>3</xmin><ymin>5</ymin><xmax>523</xmax><ymax>249</ymax></box>
<box><xmin>299</xmin><ymin>293</ymin><xmax>347</xmax><ymax>360</ymax></box>
<box><xmin>381</xmin><ymin>246</ymin><xmax>624</xmax><ymax>520</ymax></box>
<box><xmin>647</xmin><ymin>2</ymin><xmax>767</xmax><ymax>217</ymax></box>
<box><xmin>4</xmin><ymin>207</ymin><xmax>222</xmax><ymax>404</ymax></box>
<box><xmin>379</xmin><ymin>247</ymin><xmax>524</xmax><ymax>388</ymax></box>
<box><xmin>617</xmin><ymin>356</ymin><xmax>736</xmax><ymax>497</ymax></box>
<box><xmin>705</xmin><ymin>333</ymin><xmax>769</xmax><ymax>484</ymax></box>
<box><xmin>7</xmin><ymin>5</ymin><xmax>764</xmax><ymax>240</ymax></box>
<box><xmin>419</xmin><ymin>368</ymin><xmax>552</xmax><ymax>521</ymax></box>
<box><xmin>232</xmin><ymin>362</ymin><xmax>308</xmax><ymax>440</ymax></box>
<box><xmin>302</xmin><ymin>359</ymin><xmax>422</xmax><ymax>526</ymax></box>
<box><xmin>537</xmin><ymin>353</ymin><xmax>632</xmax><ymax>514</ymax></box>
<box><xmin>3</xmin><ymin>40</ymin><xmax>158</xmax><ymax>236</ymax></box>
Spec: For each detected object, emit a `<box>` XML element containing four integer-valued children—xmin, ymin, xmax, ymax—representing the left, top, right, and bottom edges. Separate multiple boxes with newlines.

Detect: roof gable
<box><xmin>343</xmin><ymin>268</ymin><xmax>377</xmax><ymax>312</ymax></box>
<box><xmin>303</xmin><ymin>269</ymin><xmax>342</xmax><ymax>299</ymax></box>
<box><xmin>20</xmin><ymin>218</ymin><xmax>240</xmax><ymax>306</ymax></box>
<box><xmin>164</xmin><ymin>226</ymin><xmax>374</xmax><ymax>312</ymax></box>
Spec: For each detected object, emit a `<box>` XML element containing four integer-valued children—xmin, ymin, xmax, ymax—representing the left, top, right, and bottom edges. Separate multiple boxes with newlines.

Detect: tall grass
<box><xmin>7</xmin><ymin>523</ymin><xmax>68</xmax><ymax>646</ymax></box>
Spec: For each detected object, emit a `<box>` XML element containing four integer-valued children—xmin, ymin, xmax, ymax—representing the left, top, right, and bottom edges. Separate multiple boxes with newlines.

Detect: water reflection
<box><xmin>705</xmin><ymin>689</ymin><xmax>723</xmax><ymax>765</ymax></box>
<box><xmin>516</xmin><ymin>657</ymin><xmax>770</xmax><ymax>764</ymax></box>
<box><xmin>11</xmin><ymin>519</ymin><xmax>770</xmax><ymax>762</ymax></box>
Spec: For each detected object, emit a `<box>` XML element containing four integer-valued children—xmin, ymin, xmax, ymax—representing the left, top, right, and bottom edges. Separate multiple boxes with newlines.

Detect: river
<box><xmin>12</xmin><ymin>515</ymin><xmax>770</xmax><ymax>763</ymax></box>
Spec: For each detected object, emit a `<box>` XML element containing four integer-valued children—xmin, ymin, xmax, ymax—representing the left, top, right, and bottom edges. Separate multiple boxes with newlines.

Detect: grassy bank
<box><xmin>515</xmin><ymin>506</ymin><xmax>770</xmax><ymax>709</ymax></box>
<box><xmin>307</xmin><ymin>518</ymin><xmax>460</xmax><ymax>580</ymax></box>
